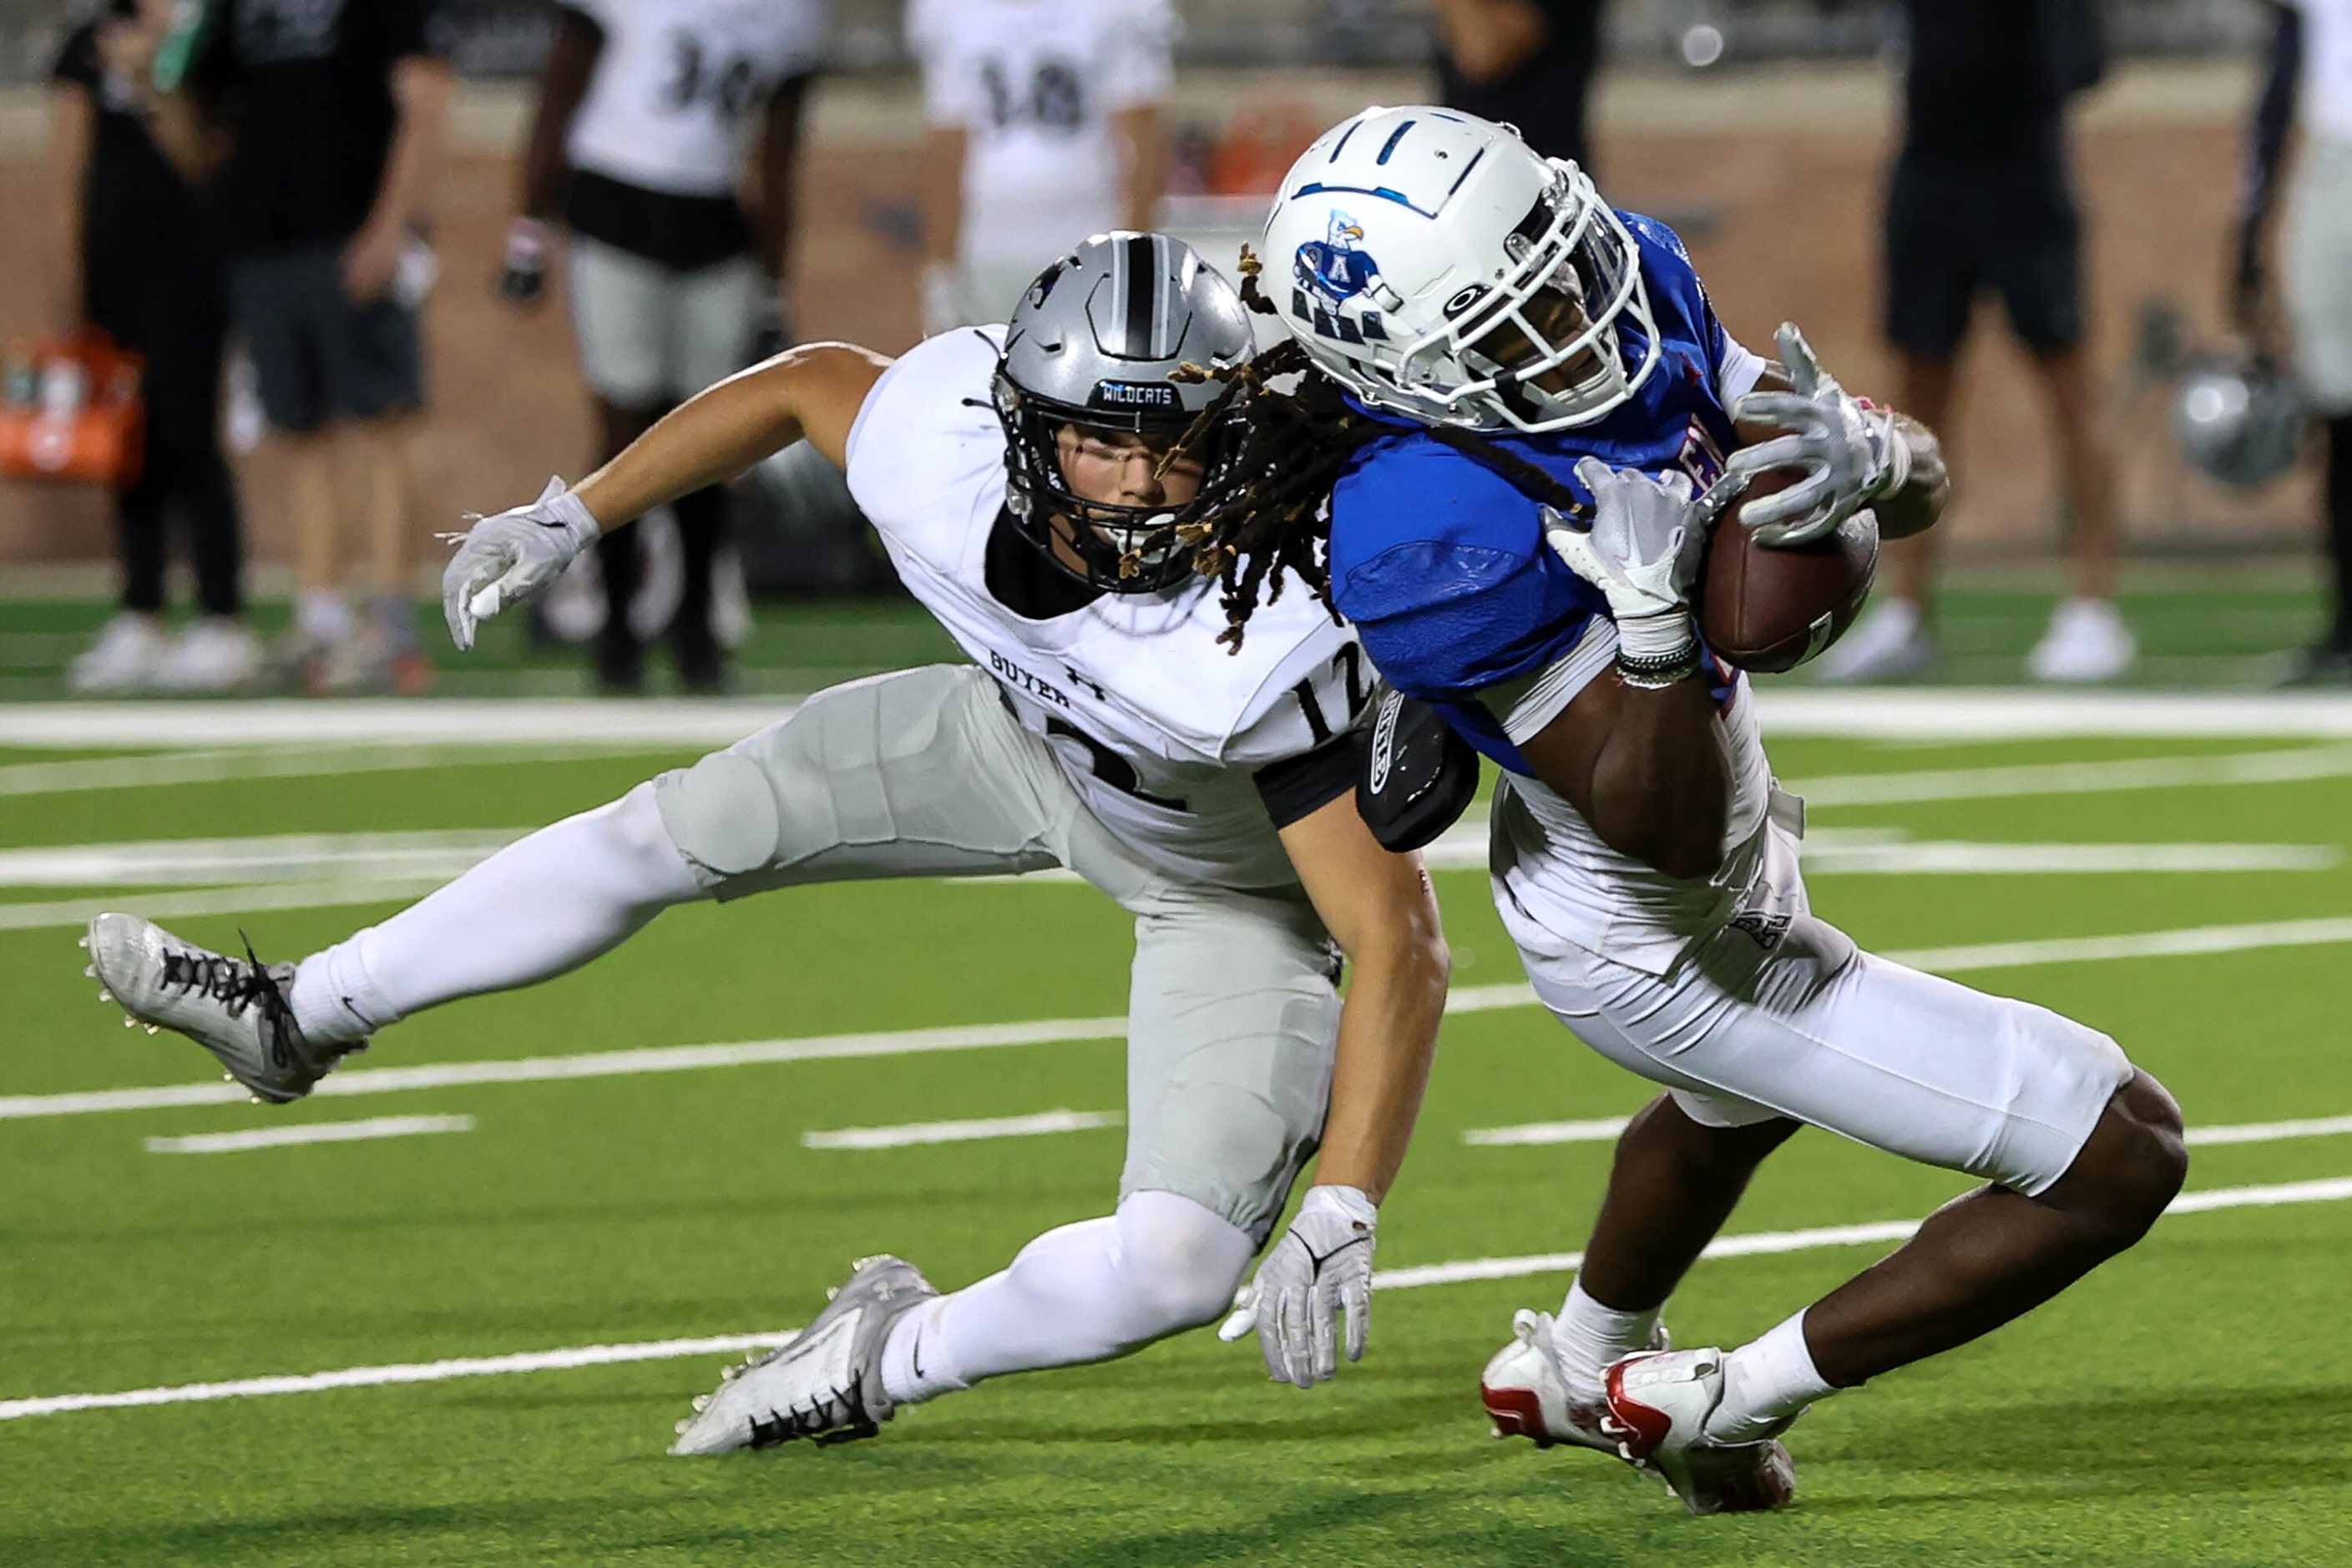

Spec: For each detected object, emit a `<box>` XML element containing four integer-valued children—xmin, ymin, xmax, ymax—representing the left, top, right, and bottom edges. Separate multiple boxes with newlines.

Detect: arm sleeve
<box><xmin>1099</xmin><ymin>0</ymin><xmax>1178</xmax><ymax>111</ymax></box>
<box><xmin>1490</xmin><ymin>615</ymin><xmax>1618</xmax><ymax>745</ymax></box>
<box><xmin>1715</xmin><ymin>332</ymin><xmax>1770</xmax><ymax>405</ymax></box>
<box><xmin>1253</xmin><ymin>736</ymin><xmax>1363</xmax><ymax>829</ymax></box>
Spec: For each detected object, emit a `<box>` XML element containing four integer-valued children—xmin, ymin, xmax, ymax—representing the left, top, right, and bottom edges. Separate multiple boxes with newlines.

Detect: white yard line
<box><xmin>802</xmin><ymin>1109</ymin><xmax>1120</xmax><ymax>1151</ymax></box>
<box><xmin>15</xmin><ymin>913</ymin><xmax>2352</xmax><ymax>1125</ymax></box>
<box><xmin>2187</xmin><ymin>1115</ymin><xmax>2352</xmax><ymax>1147</ymax></box>
<box><xmin>7</xmin><ymin>1174</ymin><xmax>2348</xmax><ymax>1424</ymax></box>
<box><xmin>1413</xmin><ymin>827</ymin><xmax>2335</xmax><ymax>876</ymax></box>
<box><xmin>1783</xmin><ymin>745</ymin><xmax>2352</xmax><ymax>808</ymax></box>
<box><xmin>1366</xmin><ymin>1175</ymin><xmax>2352</xmax><ymax>1290</ymax></box>
<box><xmin>144</xmin><ymin>1115</ymin><xmax>475</xmax><ymax>1155</ymax></box>
<box><xmin>0</xmin><ymin>830</ymin><xmax>526</xmax><ymax>889</ymax></box>
<box><xmin>0</xmin><ymin>879</ymin><xmax>457</xmax><ymax>933</ymax></box>
<box><xmin>1749</xmin><ymin>690</ymin><xmax>2352</xmax><ymax>739</ymax></box>
<box><xmin>0</xmin><ymin>700</ymin><xmax>798</xmax><ymax>751</ymax></box>
<box><xmin>0</xmin><ymin>745</ymin><xmax>665</xmax><ymax>799</ymax></box>
<box><xmin>1467</xmin><ymin>1112</ymin><xmax>2352</xmax><ymax>1151</ymax></box>
<box><xmin>6</xmin><ymin>691</ymin><xmax>2352</xmax><ymax>753</ymax></box>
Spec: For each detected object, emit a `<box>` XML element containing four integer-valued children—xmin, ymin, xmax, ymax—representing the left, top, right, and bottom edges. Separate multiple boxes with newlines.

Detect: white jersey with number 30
<box><xmin>843</xmin><ymin>328</ymin><xmax>1367</xmax><ymax>889</ymax></box>
<box><xmin>563</xmin><ymin>0</ymin><xmax>830</xmax><ymax>199</ymax></box>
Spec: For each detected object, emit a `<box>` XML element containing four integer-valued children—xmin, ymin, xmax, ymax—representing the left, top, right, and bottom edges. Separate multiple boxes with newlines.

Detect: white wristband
<box><xmin>1615</xmin><ymin>608</ymin><xmax>1697</xmax><ymax>665</ymax></box>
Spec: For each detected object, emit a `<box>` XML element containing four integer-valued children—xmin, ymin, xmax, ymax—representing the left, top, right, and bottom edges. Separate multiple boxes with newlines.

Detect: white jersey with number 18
<box><xmin>842</xmin><ymin>327</ymin><xmax>1368</xmax><ymax>890</ymax></box>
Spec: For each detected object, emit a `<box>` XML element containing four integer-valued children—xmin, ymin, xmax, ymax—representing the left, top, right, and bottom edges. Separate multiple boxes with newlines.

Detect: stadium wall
<box><xmin>0</xmin><ymin>59</ymin><xmax>2313</xmax><ymax>584</ymax></box>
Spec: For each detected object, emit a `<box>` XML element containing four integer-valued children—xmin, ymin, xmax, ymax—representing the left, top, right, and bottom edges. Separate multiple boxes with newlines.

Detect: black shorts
<box><xmin>228</xmin><ymin>245</ymin><xmax>425</xmax><ymax>434</ymax></box>
<box><xmin>1883</xmin><ymin>159</ymin><xmax>2084</xmax><ymax>359</ymax></box>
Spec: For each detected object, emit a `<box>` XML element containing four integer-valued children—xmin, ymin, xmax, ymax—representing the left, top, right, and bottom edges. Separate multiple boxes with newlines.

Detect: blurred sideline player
<box><xmin>49</xmin><ymin>0</ymin><xmax>259</xmax><ymax>694</ymax></box>
<box><xmin>1211</xmin><ymin>108</ymin><xmax>2186</xmax><ymax>1512</ymax></box>
<box><xmin>1826</xmin><ymin>0</ymin><xmax>2131</xmax><ymax>683</ymax></box>
<box><xmin>85</xmin><ymin>236</ymin><xmax>1448</xmax><ymax>1452</ymax></box>
<box><xmin>909</xmin><ymin>0</ymin><xmax>1175</xmax><ymax>333</ymax></box>
<box><xmin>501</xmin><ymin>0</ymin><xmax>825</xmax><ymax>692</ymax></box>
<box><xmin>169</xmin><ymin>0</ymin><xmax>456</xmax><ymax>695</ymax></box>
<box><xmin>1434</xmin><ymin>0</ymin><xmax>1603</xmax><ymax>170</ymax></box>
<box><xmin>2233</xmin><ymin>0</ymin><xmax>2352</xmax><ymax>683</ymax></box>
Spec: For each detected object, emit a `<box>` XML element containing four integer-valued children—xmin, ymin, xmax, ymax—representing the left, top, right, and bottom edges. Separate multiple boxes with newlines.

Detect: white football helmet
<box><xmin>1262</xmin><ymin>106</ymin><xmax>1661</xmax><ymax>433</ymax></box>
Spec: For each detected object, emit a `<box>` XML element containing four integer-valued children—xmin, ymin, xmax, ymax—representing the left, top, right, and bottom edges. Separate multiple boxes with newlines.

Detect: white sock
<box><xmin>296</xmin><ymin>590</ymin><xmax>353</xmax><ymax>645</ymax></box>
<box><xmin>1705</xmin><ymin>1309</ymin><xmax>1837</xmax><ymax>1444</ymax></box>
<box><xmin>879</xmin><ymin>1190</ymin><xmax>1252</xmax><ymax>1408</ymax></box>
<box><xmin>286</xmin><ymin>783</ymin><xmax>703</xmax><ymax>1044</ymax></box>
<box><xmin>1549</xmin><ymin>1277</ymin><xmax>1662</xmax><ymax>1404</ymax></box>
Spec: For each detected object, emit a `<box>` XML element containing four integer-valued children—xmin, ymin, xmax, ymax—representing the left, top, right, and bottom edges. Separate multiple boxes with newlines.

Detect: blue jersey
<box><xmin>1326</xmin><ymin>214</ymin><xmax>1748</xmax><ymax>775</ymax></box>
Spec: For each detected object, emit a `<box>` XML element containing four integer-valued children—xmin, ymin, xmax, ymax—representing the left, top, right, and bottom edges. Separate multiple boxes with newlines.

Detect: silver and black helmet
<box><xmin>2172</xmin><ymin>352</ymin><xmax>2307</xmax><ymax>491</ymax></box>
<box><xmin>995</xmin><ymin>233</ymin><xmax>1256</xmax><ymax>593</ymax></box>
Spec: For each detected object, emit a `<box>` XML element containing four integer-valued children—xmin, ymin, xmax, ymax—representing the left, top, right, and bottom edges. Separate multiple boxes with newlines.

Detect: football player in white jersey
<box><xmin>1205</xmin><ymin>109</ymin><xmax>2189</xmax><ymax>1512</ymax></box>
<box><xmin>500</xmin><ymin>0</ymin><xmax>829</xmax><ymax>690</ymax></box>
<box><xmin>83</xmin><ymin>235</ymin><xmax>1449</xmax><ymax>1454</ymax></box>
<box><xmin>908</xmin><ymin>0</ymin><xmax>1175</xmax><ymax>332</ymax></box>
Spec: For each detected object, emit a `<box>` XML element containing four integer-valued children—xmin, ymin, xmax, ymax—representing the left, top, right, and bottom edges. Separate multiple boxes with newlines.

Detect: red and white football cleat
<box><xmin>1601</xmin><ymin>1348</ymin><xmax>1799</xmax><ymax>1515</ymax></box>
<box><xmin>1479</xmin><ymin>1308</ymin><xmax>1669</xmax><ymax>1454</ymax></box>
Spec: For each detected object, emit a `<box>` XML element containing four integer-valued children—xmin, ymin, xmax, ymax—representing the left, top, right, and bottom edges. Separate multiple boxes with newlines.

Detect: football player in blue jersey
<box><xmin>1188</xmin><ymin>108</ymin><xmax>2188</xmax><ymax>1515</ymax></box>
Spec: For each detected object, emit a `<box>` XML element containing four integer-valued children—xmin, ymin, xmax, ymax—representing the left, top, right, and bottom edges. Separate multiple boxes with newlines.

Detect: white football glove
<box><xmin>439</xmin><ymin>476</ymin><xmax>600</xmax><ymax>652</ymax></box>
<box><xmin>1216</xmin><ymin>1185</ymin><xmax>1376</xmax><ymax>1388</ymax></box>
<box><xmin>1543</xmin><ymin>458</ymin><xmax>1705</xmax><ymax>669</ymax></box>
<box><xmin>1722</xmin><ymin>322</ymin><xmax>1910</xmax><ymax>549</ymax></box>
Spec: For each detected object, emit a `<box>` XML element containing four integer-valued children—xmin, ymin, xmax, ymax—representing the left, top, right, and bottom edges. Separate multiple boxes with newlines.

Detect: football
<box><xmin>1697</xmin><ymin>464</ymin><xmax>1880</xmax><ymax>674</ymax></box>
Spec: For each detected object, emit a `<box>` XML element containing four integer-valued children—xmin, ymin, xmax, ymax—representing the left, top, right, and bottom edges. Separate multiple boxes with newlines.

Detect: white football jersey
<box><xmin>843</xmin><ymin>327</ymin><xmax>1369</xmax><ymax>889</ymax></box>
<box><xmin>908</xmin><ymin>0</ymin><xmax>1177</xmax><ymax>272</ymax></box>
<box><xmin>2293</xmin><ymin>0</ymin><xmax>2352</xmax><ymax>144</ymax></box>
<box><xmin>564</xmin><ymin>0</ymin><xmax>829</xmax><ymax>199</ymax></box>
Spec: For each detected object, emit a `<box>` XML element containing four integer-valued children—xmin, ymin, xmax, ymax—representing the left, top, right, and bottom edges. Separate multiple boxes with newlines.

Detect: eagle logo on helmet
<box><xmin>1289</xmin><ymin>213</ymin><xmax>1393</xmax><ymax>348</ymax></box>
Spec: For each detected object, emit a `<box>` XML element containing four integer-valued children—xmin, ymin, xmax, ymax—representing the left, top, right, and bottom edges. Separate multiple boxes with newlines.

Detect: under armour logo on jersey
<box><xmin>1064</xmin><ymin>665</ymin><xmax>1107</xmax><ymax>702</ymax></box>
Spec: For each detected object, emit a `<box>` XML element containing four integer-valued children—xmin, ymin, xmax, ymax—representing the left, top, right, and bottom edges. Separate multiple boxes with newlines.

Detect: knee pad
<box><xmin>1112</xmin><ymin>1191</ymin><xmax>1254</xmax><ymax>1333</ymax></box>
<box><xmin>653</xmin><ymin>751</ymin><xmax>780</xmax><ymax>878</ymax></box>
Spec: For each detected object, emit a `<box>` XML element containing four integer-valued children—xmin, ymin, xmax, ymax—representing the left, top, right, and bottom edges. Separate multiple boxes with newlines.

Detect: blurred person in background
<box><xmin>1434</xmin><ymin>0</ymin><xmax>1605</xmax><ymax>171</ymax></box>
<box><xmin>908</xmin><ymin>0</ymin><xmax>1176</xmax><ymax>334</ymax></box>
<box><xmin>1823</xmin><ymin>0</ymin><xmax>2127</xmax><ymax>683</ymax></box>
<box><xmin>49</xmin><ymin>0</ymin><xmax>257</xmax><ymax>694</ymax></box>
<box><xmin>178</xmin><ymin>0</ymin><xmax>455</xmax><ymax>695</ymax></box>
<box><xmin>2234</xmin><ymin>0</ymin><xmax>2352</xmax><ymax>684</ymax></box>
<box><xmin>499</xmin><ymin>0</ymin><xmax>826</xmax><ymax>695</ymax></box>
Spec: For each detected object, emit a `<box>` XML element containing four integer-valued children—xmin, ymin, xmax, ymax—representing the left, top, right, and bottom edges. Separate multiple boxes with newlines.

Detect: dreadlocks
<box><xmin>1162</xmin><ymin>248</ymin><xmax>1383</xmax><ymax>652</ymax></box>
<box><xmin>1171</xmin><ymin>245</ymin><xmax>1598</xmax><ymax>653</ymax></box>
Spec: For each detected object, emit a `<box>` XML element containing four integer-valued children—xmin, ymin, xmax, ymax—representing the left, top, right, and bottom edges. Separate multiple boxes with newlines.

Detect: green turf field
<box><xmin>4</xmin><ymin>713</ymin><xmax>2352</xmax><ymax>1565</ymax></box>
<box><xmin>0</xmin><ymin>566</ymin><xmax>2339</xmax><ymax>699</ymax></box>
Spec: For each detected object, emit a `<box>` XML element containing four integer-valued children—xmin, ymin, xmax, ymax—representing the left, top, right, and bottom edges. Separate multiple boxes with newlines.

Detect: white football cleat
<box><xmin>2026</xmin><ymin>597</ymin><xmax>2136</xmax><ymax>683</ymax></box>
<box><xmin>1601</xmin><ymin>1348</ymin><xmax>1798</xmax><ymax>1515</ymax></box>
<box><xmin>154</xmin><ymin>617</ymin><xmax>264</xmax><ymax>694</ymax></box>
<box><xmin>83</xmin><ymin>913</ymin><xmax>362</xmax><ymax>1104</ymax></box>
<box><xmin>1479</xmin><ymin>1308</ymin><xmax>1667</xmax><ymax>1454</ymax></box>
<box><xmin>1813</xmin><ymin>596</ymin><xmax>1935</xmax><ymax>684</ymax></box>
<box><xmin>68</xmin><ymin>612</ymin><xmax>170</xmax><ymax>694</ymax></box>
<box><xmin>669</xmin><ymin>1255</ymin><xmax>938</xmax><ymax>1456</ymax></box>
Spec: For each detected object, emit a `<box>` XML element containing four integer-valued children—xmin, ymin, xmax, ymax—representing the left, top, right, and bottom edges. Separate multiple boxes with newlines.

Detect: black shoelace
<box><xmin>746</xmin><ymin>1370</ymin><xmax>878</xmax><ymax>1449</ymax></box>
<box><xmin>157</xmin><ymin>933</ymin><xmax>300</xmax><ymax>1070</ymax></box>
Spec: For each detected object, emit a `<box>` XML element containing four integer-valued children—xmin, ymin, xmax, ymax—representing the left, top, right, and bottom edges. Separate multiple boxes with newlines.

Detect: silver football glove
<box><xmin>439</xmin><ymin>476</ymin><xmax>600</xmax><ymax>651</ymax></box>
<box><xmin>1543</xmin><ymin>458</ymin><xmax>1706</xmax><ymax>670</ymax></box>
<box><xmin>1216</xmin><ymin>1185</ymin><xmax>1376</xmax><ymax>1388</ymax></box>
<box><xmin>1723</xmin><ymin>322</ymin><xmax>1911</xmax><ymax>549</ymax></box>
